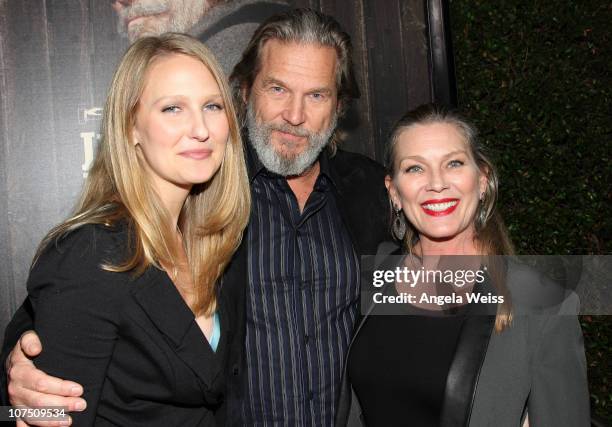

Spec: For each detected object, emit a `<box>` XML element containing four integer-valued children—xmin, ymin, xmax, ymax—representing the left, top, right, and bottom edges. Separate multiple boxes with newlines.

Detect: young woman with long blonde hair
<box><xmin>7</xmin><ymin>33</ymin><xmax>250</xmax><ymax>426</ymax></box>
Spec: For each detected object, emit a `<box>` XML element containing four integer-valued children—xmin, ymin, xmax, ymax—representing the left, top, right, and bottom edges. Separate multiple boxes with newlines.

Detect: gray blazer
<box><xmin>335</xmin><ymin>252</ymin><xmax>590</xmax><ymax>427</ymax></box>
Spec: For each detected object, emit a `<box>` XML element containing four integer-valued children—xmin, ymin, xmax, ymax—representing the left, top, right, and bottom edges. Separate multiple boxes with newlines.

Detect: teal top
<box><xmin>208</xmin><ymin>311</ymin><xmax>221</xmax><ymax>352</ymax></box>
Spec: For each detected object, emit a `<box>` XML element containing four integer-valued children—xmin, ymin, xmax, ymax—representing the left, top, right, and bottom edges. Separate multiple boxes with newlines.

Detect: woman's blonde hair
<box><xmin>386</xmin><ymin>103</ymin><xmax>513</xmax><ymax>331</ymax></box>
<box><xmin>35</xmin><ymin>33</ymin><xmax>251</xmax><ymax>316</ymax></box>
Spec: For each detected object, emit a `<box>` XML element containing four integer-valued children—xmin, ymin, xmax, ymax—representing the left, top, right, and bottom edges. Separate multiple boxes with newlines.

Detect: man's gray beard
<box><xmin>246</xmin><ymin>100</ymin><xmax>337</xmax><ymax>177</ymax></box>
<box><xmin>116</xmin><ymin>0</ymin><xmax>210</xmax><ymax>41</ymax></box>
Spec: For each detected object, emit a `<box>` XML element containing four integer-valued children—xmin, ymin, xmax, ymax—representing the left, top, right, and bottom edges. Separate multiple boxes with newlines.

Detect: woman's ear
<box><xmin>478</xmin><ymin>166</ymin><xmax>489</xmax><ymax>198</ymax></box>
<box><xmin>385</xmin><ymin>175</ymin><xmax>400</xmax><ymax>209</ymax></box>
<box><xmin>131</xmin><ymin>125</ymin><xmax>140</xmax><ymax>147</ymax></box>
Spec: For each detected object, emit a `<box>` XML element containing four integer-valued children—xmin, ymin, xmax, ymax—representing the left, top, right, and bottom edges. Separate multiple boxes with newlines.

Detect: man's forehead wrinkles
<box><xmin>257</xmin><ymin>41</ymin><xmax>337</xmax><ymax>93</ymax></box>
<box><xmin>258</xmin><ymin>76</ymin><xmax>335</xmax><ymax>98</ymax></box>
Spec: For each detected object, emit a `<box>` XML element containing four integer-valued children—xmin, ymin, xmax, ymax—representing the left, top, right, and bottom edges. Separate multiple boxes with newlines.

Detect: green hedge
<box><xmin>450</xmin><ymin>0</ymin><xmax>611</xmax><ymax>421</ymax></box>
<box><xmin>450</xmin><ymin>0</ymin><xmax>610</xmax><ymax>255</ymax></box>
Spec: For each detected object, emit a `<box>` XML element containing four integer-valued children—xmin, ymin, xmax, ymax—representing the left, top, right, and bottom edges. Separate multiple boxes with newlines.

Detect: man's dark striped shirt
<box><xmin>241</xmin><ymin>155</ymin><xmax>360</xmax><ymax>426</ymax></box>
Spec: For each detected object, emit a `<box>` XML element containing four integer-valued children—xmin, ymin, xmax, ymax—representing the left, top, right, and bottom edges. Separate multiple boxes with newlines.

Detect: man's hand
<box><xmin>6</xmin><ymin>331</ymin><xmax>86</xmax><ymax>426</ymax></box>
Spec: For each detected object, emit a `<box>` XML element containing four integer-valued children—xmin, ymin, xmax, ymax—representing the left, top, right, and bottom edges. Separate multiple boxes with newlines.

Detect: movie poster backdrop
<box><xmin>0</xmin><ymin>0</ymin><xmax>452</xmax><ymax>335</ymax></box>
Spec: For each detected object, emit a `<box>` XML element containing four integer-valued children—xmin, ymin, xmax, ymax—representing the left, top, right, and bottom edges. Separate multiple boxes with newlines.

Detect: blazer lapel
<box><xmin>327</xmin><ymin>149</ymin><xmax>390</xmax><ymax>257</ymax></box>
<box><xmin>130</xmin><ymin>267</ymin><xmax>223</xmax><ymax>390</ymax></box>
<box><xmin>440</xmin><ymin>312</ymin><xmax>496</xmax><ymax>427</ymax></box>
<box><xmin>329</xmin><ymin>164</ymin><xmax>363</xmax><ymax>256</ymax></box>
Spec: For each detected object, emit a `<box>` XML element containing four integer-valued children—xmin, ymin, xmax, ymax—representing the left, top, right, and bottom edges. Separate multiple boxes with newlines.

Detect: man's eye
<box><xmin>162</xmin><ymin>105</ymin><xmax>180</xmax><ymax>113</ymax></box>
<box><xmin>404</xmin><ymin>165</ymin><xmax>423</xmax><ymax>173</ymax></box>
<box><xmin>310</xmin><ymin>93</ymin><xmax>325</xmax><ymax>100</ymax></box>
<box><xmin>270</xmin><ymin>86</ymin><xmax>285</xmax><ymax>94</ymax></box>
<box><xmin>448</xmin><ymin>160</ymin><xmax>464</xmax><ymax>168</ymax></box>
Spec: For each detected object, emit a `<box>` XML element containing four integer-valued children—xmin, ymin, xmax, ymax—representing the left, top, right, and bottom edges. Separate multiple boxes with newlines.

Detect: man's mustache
<box><xmin>268</xmin><ymin>123</ymin><xmax>311</xmax><ymax>139</ymax></box>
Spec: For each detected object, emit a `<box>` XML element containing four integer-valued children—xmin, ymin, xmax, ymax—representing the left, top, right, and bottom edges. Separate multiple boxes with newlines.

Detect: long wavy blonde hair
<box><xmin>386</xmin><ymin>103</ymin><xmax>514</xmax><ymax>332</ymax></box>
<box><xmin>35</xmin><ymin>33</ymin><xmax>251</xmax><ymax>316</ymax></box>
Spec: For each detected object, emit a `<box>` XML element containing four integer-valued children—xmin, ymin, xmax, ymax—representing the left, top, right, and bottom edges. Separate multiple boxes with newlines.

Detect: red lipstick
<box><xmin>420</xmin><ymin>198</ymin><xmax>459</xmax><ymax>216</ymax></box>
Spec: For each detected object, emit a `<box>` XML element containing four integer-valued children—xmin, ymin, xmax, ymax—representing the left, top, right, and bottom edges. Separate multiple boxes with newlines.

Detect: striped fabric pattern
<box><xmin>241</xmin><ymin>162</ymin><xmax>360</xmax><ymax>426</ymax></box>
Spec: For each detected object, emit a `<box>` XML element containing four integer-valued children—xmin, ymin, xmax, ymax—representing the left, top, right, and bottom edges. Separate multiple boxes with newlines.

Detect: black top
<box><xmin>337</xmin><ymin>253</ymin><xmax>590</xmax><ymax>427</ymax></box>
<box><xmin>21</xmin><ymin>222</ymin><xmax>237</xmax><ymax>426</ymax></box>
<box><xmin>347</xmin><ymin>281</ymin><xmax>467</xmax><ymax>427</ymax></box>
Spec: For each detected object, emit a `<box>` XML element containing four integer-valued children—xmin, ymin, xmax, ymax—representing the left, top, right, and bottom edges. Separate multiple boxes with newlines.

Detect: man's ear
<box><xmin>385</xmin><ymin>175</ymin><xmax>400</xmax><ymax>209</ymax></box>
<box><xmin>241</xmin><ymin>84</ymin><xmax>249</xmax><ymax>104</ymax></box>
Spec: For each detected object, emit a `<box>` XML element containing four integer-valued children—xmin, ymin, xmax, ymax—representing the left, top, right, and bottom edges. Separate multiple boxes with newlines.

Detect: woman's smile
<box><xmin>421</xmin><ymin>198</ymin><xmax>459</xmax><ymax>216</ymax></box>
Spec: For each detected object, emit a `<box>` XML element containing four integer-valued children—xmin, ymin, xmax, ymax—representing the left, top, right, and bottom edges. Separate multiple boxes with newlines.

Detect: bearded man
<box><xmin>221</xmin><ymin>10</ymin><xmax>389</xmax><ymax>424</ymax></box>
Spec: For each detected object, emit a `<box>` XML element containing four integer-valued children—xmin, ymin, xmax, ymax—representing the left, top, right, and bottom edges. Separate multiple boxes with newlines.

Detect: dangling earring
<box><xmin>392</xmin><ymin>205</ymin><xmax>407</xmax><ymax>240</ymax></box>
<box><xmin>476</xmin><ymin>192</ymin><xmax>487</xmax><ymax>230</ymax></box>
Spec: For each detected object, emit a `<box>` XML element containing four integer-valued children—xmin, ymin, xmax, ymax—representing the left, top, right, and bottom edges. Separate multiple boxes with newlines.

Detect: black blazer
<box><xmin>8</xmin><ymin>221</ymin><xmax>239</xmax><ymax>426</ymax></box>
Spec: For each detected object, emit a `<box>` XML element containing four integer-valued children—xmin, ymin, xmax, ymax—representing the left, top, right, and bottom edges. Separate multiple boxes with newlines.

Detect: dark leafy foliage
<box><xmin>450</xmin><ymin>0</ymin><xmax>610</xmax><ymax>255</ymax></box>
<box><xmin>450</xmin><ymin>0</ymin><xmax>611</xmax><ymax>421</ymax></box>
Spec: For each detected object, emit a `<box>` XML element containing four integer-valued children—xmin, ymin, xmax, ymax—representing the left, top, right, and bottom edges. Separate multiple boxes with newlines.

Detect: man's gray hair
<box><xmin>230</xmin><ymin>8</ymin><xmax>359</xmax><ymax>122</ymax></box>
